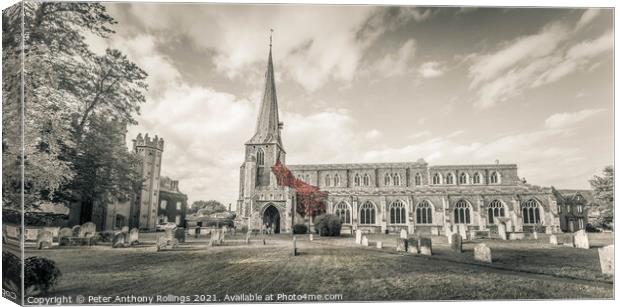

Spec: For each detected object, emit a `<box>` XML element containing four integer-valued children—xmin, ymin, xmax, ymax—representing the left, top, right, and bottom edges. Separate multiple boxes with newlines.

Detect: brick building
<box><xmin>157</xmin><ymin>177</ymin><xmax>189</xmax><ymax>227</ymax></box>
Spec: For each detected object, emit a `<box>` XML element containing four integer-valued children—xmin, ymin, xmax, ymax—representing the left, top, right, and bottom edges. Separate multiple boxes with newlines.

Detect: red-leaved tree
<box><xmin>271</xmin><ymin>161</ymin><xmax>327</xmax><ymax>218</ymax></box>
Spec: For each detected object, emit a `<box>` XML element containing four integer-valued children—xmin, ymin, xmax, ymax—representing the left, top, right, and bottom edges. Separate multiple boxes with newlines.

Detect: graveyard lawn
<box><xmin>22</xmin><ymin>232</ymin><xmax>613</xmax><ymax>301</ymax></box>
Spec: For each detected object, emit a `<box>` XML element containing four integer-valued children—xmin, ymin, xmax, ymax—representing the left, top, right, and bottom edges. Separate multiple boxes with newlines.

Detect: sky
<box><xmin>86</xmin><ymin>4</ymin><xmax>614</xmax><ymax>207</ymax></box>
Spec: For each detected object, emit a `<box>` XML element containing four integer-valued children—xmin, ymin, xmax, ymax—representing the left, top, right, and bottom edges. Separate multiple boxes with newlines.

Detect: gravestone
<box><xmin>498</xmin><ymin>222</ymin><xmax>507</xmax><ymax>240</ymax></box>
<box><xmin>361</xmin><ymin>235</ymin><xmax>369</xmax><ymax>247</ymax></box>
<box><xmin>42</xmin><ymin>227</ymin><xmax>59</xmax><ymax>241</ymax></box>
<box><xmin>220</xmin><ymin>231</ymin><xmax>226</xmax><ymax>244</ymax></box>
<box><xmin>474</xmin><ymin>243</ymin><xmax>492</xmax><ymax>263</ymax></box>
<box><xmin>458</xmin><ymin>225</ymin><xmax>467</xmax><ymax>240</ymax></box>
<box><xmin>156</xmin><ymin>236</ymin><xmax>168</xmax><ymax>251</ymax></box>
<box><xmin>468</xmin><ymin>230</ymin><xmax>477</xmax><ymax>240</ymax></box>
<box><xmin>598</xmin><ymin>245</ymin><xmax>614</xmax><ymax>276</ymax></box>
<box><xmin>400</xmin><ymin>229</ymin><xmax>408</xmax><ymax>239</ymax></box>
<box><xmin>376</xmin><ymin>241</ymin><xmax>383</xmax><ymax>249</ymax></box>
<box><xmin>395</xmin><ymin>238</ymin><xmax>407</xmax><ymax>252</ymax></box>
<box><xmin>355</xmin><ymin>229</ymin><xmax>363</xmax><ymax>244</ymax></box>
<box><xmin>210</xmin><ymin>229</ymin><xmax>220</xmax><ymax>246</ymax></box>
<box><xmin>121</xmin><ymin>226</ymin><xmax>129</xmax><ymax>233</ymax></box>
<box><xmin>113</xmin><ymin>231</ymin><xmax>127</xmax><ymax>248</ymax></box>
<box><xmin>292</xmin><ymin>236</ymin><xmax>298</xmax><ymax>256</ymax></box>
<box><xmin>419</xmin><ymin>237</ymin><xmax>432</xmax><ymax>255</ymax></box>
<box><xmin>188</xmin><ymin>228</ymin><xmax>196</xmax><ymax>236</ymax></box>
<box><xmin>509</xmin><ymin>232</ymin><xmax>525</xmax><ymax>240</ymax></box>
<box><xmin>245</xmin><ymin>231</ymin><xmax>251</xmax><ymax>244</ymax></box>
<box><xmin>450</xmin><ymin>233</ymin><xmax>462</xmax><ymax>253</ymax></box>
<box><xmin>532</xmin><ymin>231</ymin><xmax>539</xmax><ymax>240</ymax></box>
<box><xmin>574</xmin><ymin>230</ymin><xmax>589</xmax><ymax>249</ymax></box>
<box><xmin>25</xmin><ymin>229</ymin><xmax>38</xmax><ymax>241</ymax></box>
<box><xmin>549</xmin><ymin>234</ymin><xmax>558</xmax><ymax>245</ymax></box>
<box><xmin>558</xmin><ymin>234</ymin><xmax>575</xmax><ymax>247</ymax></box>
<box><xmin>129</xmin><ymin>228</ymin><xmax>139</xmax><ymax>245</ymax></box>
<box><xmin>309</xmin><ymin>234</ymin><xmax>314</xmax><ymax>241</ymax></box>
<box><xmin>80</xmin><ymin>222</ymin><xmax>97</xmax><ymax>238</ymax></box>
<box><xmin>72</xmin><ymin>225</ymin><xmax>81</xmax><ymax>237</ymax></box>
<box><xmin>59</xmin><ymin>227</ymin><xmax>72</xmax><ymax>239</ymax></box>
<box><xmin>407</xmin><ymin>238</ymin><xmax>419</xmax><ymax>254</ymax></box>
<box><xmin>222</xmin><ymin>226</ymin><xmax>228</xmax><ymax>233</ymax></box>
<box><xmin>36</xmin><ymin>231</ymin><xmax>53</xmax><ymax>249</ymax></box>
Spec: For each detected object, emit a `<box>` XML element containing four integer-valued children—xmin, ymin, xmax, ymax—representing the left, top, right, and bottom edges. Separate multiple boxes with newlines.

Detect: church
<box><xmin>236</xmin><ymin>43</ymin><xmax>575</xmax><ymax>236</ymax></box>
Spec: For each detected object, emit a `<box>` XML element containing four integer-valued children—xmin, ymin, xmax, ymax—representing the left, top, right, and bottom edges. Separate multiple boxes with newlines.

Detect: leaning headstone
<box><xmin>80</xmin><ymin>222</ymin><xmax>97</xmax><ymax>238</ymax></box>
<box><xmin>574</xmin><ymin>230</ymin><xmax>590</xmax><ymax>249</ymax></box>
<box><xmin>498</xmin><ymin>222</ymin><xmax>507</xmax><ymax>240</ymax></box>
<box><xmin>376</xmin><ymin>241</ymin><xmax>383</xmax><ymax>249</ymax></box>
<box><xmin>598</xmin><ymin>245</ymin><xmax>614</xmax><ymax>276</ymax></box>
<box><xmin>72</xmin><ymin>225</ymin><xmax>81</xmax><ymax>237</ymax></box>
<box><xmin>450</xmin><ymin>233</ymin><xmax>462</xmax><ymax>253</ymax></box>
<box><xmin>400</xmin><ymin>229</ymin><xmax>408</xmax><ymax>239</ymax></box>
<box><xmin>419</xmin><ymin>237</ymin><xmax>432</xmax><ymax>255</ymax></box>
<box><xmin>129</xmin><ymin>228</ymin><xmax>139</xmax><ymax>245</ymax></box>
<box><xmin>396</xmin><ymin>238</ymin><xmax>407</xmax><ymax>252</ymax></box>
<box><xmin>361</xmin><ymin>235</ymin><xmax>369</xmax><ymax>247</ymax></box>
<box><xmin>36</xmin><ymin>231</ymin><xmax>53</xmax><ymax>249</ymax></box>
<box><xmin>407</xmin><ymin>238</ymin><xmax>419</xmax><ymax>254</ymax></box>
<box><xmin>355</xmin><ymin>229</ymin><xmax>363</xmax><ymax>244</ymax></box>
<box><xmin>474</xmin><ymin>243</ymin><xmax>492</xmax><ymax>263</ymax></box>
<box><xmin>113</xmin><ymin>231</ymin><xmax>127</xmax><ymax>248</ymax></box>
<box><xmin>549</xmin><ymin>234</ymin><xmax>558</xmax><ymax>245</ymax></box>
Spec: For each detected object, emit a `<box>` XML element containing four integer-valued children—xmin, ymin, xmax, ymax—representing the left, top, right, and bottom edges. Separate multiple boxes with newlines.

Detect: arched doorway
<box><xmin>263</xmin><ymin>204</ymin><xmax>281</xmax><ymax>233</ymax></box>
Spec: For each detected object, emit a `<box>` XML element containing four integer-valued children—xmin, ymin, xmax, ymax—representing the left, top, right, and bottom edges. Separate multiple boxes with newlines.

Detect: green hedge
<box><xmin>313</xmin><ymin>214</ymin><xmax>342</xmax><ymax>236</ymax></box>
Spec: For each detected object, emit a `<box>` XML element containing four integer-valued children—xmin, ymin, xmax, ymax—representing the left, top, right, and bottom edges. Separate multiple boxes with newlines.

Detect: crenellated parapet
<box><xmin>133</xmin><ymin>132</ymin><xmax>164</xmax><ymax>151</ymax></box>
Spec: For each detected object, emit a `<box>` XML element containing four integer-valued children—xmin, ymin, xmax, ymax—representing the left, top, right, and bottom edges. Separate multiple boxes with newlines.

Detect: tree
<box><xmin>589</xmin><ymin>166</ymin><xmax>614</xmax><ymax>228</ymax></box>
<box><xmin>191</xmin><ymin>200</ymin><xmax>227</xmax><ymax>215</ymax></box>
<box><xmin>271</xmin><ymin>161</ymin><xmax>327</xmax><ymax>218</ymax></box>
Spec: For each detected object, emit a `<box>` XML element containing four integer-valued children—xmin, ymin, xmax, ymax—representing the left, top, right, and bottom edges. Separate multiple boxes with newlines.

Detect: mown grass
<box><xmin>23</xmin><ymin>232</ymin><xmax>613</xmax><ymax>302</ymax></box>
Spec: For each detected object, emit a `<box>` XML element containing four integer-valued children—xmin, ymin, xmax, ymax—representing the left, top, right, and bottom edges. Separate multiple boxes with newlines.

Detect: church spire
<box><xmin>246</xmin><ymin>30</ymin><xmax>284</xmax><ymax>150</ymax></box>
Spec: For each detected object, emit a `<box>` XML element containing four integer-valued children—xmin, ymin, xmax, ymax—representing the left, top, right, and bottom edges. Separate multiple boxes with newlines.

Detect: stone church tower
<box><xmin>237</xmin><ymin>40</ymin><xmax>295</xmax><ymax>233</ymax></box>
<box><xmin>132</xmin><ymin>133</ymin><xmax>164</xmax><ymax>230</ymax></box>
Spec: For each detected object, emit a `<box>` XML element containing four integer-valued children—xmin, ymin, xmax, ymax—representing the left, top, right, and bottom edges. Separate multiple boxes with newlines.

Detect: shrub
<box><xmin>314</xmin><ymin>214</ymin><xmax>342</xmax><ymax>236</ymax></box>
<box><xmin>24</xmin><ymin>256</ymin><xmax>62</xmax><ymax>295</ymax></box>
<box><xmin>2</xmin><ymin>251</ymin><xmax>21</xmax><ymax>293</ymax></box>
<box><xmin>97</xmin><ymin>231</ymin><xmax>115</xmax><ymax>242</ymax></box>
<box><xmin>293</xmin><ymin>224</ymin><xmax>308</xmax><ymax>234</ymax></box>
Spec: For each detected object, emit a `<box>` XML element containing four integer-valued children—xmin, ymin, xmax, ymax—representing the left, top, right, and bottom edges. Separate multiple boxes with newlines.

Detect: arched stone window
<box><xmin>459</xmin><ymin>172</ymin><xmax>468</xmax><ymax>184</ymax></box>
<box><xmin>414</xmin><ymin>173</ymin><xmax>422</xmax><ymax>186</ymax></box>
<box><xmin>384</xmin><ymin>173</ymin><xmax>391</xmax><ymax>186</ymax></box>
<box><xmin>334</xmin><ymin>174</ymin><xmax>340</xmax><ymax>187</ymax></box>
<box><xmin>359</xmin><ymin>201</ymin><xmax>376</xmax><ymax>224</ymax></box>
<box><xmin>473</xmin><ymin>172</ymin><xmax>482</xmax><ymax>184</ymax></box>
<box><xmin>454</xmin><ymin>200</ymin><xmax>471</xmax><ymax>224</ymax></box>
<box><xmin>335</xmin><ymin>202</ymin><xmax>351</xmax><ymax>224</ymax></box>
<box><xmin>445</xmin><ymin>173</ymin><xmax>455</xmax><ymax>185</ymax></box>
<box><xmin>522</xmin><ymin>199</ymin><xmax>541</xmax><ymax>224</ymax></box>
<box><xmin>256</xmin><ymin>148</ymin><xmax>265</xmax><ymax>166</ymax></box>
<box><xmin>432</xmin><ymin>173</ymin><xmax>442</xmax><ymax>185</ymax></box>
<box><xmin>354</xmin><ymin>174</ymin><xmax>361</xmax><ymax>186</ymax></box>
<box><xmin>389</xmin><ymin>200</ymin><xmax>406</xmax><ymax>224</ymax></box>
<box><xmin>490</xmin><ymin>171</ymin><xmax>500</xmax><ymax>184</ymax></box>
<box><xmin>363</xmin><ymin>174</ymin><xmax>370</xmax><ymax>186</ymax></box>
<box><xmin>325</xmin><ymin>174</ymin><xmax>331</xmax><ymax>187</ymax></box>
<box><xmin>393</xmin><ymin>173</ymin><xmax>401</xmax><ymax>186</ymax></box>
<box><xmin>487</xmin><ymin>200</ymin><xmax>505</xmax><ymax>224</ymax></box>
<box><xmin>416</xmin><ymin>200</ymin><xmax>433</xmax><ymax>224</ymax></box>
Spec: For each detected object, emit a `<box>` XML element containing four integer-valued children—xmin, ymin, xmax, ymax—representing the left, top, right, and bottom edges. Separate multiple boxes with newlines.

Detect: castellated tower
<box><xmin>132</xmin><ymin>133</ymin><xmax>164</xmax><ymax>230</ymax></box>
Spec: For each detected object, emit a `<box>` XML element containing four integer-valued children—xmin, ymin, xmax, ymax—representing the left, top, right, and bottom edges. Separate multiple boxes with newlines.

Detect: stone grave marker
<box><xmin>59</xmin><ymin>227</ymin><xmax>72</xmax><ymax>240</ymax></box>
<box><xmin>509</xmin><ymin>232</ymin><xmax>525</xmax><ymax>240</ymax></box>
<box><xmin>309</xmin><ymin>234</ymin><xmax>314</xmax><ymax>241</ymax></box>
<box><xmin>361</xmin><ymin>235</ymin><xmax>369</xmax><ymax>247</ymax></box>
<box><xmin>80</xmin><ymin>222</ymin><xmax>97</xmax><ymax>238</ymax></box>
<box><xmin>129</xmin><ymin>228</ymin><xmax>139</xmax><ymax>245</ymax></box>
<box><xmin>36</xmin><ymin>231</ymin><xmax>53</xmax><ymax>249</ymax></box>
<box><xmin>498</xmin><ymin>222</ymin><xmax>507</xmax><ymax>240</ymax></box>
<box><xmin>188</xmin><ymin>228</ymin><xmax>196</xmax><ymax>236</ymax></box>
<box><xmin>549</xmin><ymin>234</ymin><xmax>558</xmax><ymax>245</ymax></box>
<box><xmin>396</xmin><ymin>238</ymin><xmax>407</xmax><ymax>252</ymax></box>
<box><xmin>458</xmin><ymin>225</ymin><xmax>467</xmax><ymax>240</ymax></box>
<box><xmin>532</xmin><ymin>231</ymin><xmax>539</xmax><ymax>240</ymax></box>
<box><xmin>355</xmin><ymin>229</ymin><xmax>363</xmax><ymax>244</ymax></box>
<box><xmin>245</xmin><ymin>231</ymin><xmax>251</xmax><ymax>244</ymax></box>
<box><xmin>574</xmin><ymin>230</ymin><xmax>590</xmax><ymax>249</ymax></box>
<box><xmin>376</xmin><ymin>241</ymin><xmax>383</xmax><ymax>249</ymax></box>
<box><xmin>419</xmin><ymin>237</ymin><xmax>432</xmax><ymax>255</ymax></box>
<box><xmin>42</xmin><ymin>227</ymin><xmax>59</xmax><ymax>241</ymax></box>
<box><xmin>400</xmin><ymin>229</ymin><xmax>408</xmax><ymax>239</ymax></box>
<box><xmin>113</xmin><ymin>231</ymin><xmax>127</xmax><ymax>248</ymax></box>
<box><xmin>407</xmin><ymin>237</ymin><xmax>419</xmax><ymax>254</ymax></box>
<box><xmin>220</xmin><ymin>231</ymin><xmax>226</xmax><ymax>244</ymax></box>
<box><xmin>210</xmin><ymin>229</ymin><xmax>220</xmax><ymax>246</ymax></box>
<box><xmin>598</xmin><ymin>245</ymin><xmax>614</xmax><ymax>276</ymax></box>
<box><xmin>450</xmin><ymin>233</ymin><xmax>462</xmax><ymax>253</ymax></box>
<box><xmin>121</xmin><ymin>226</ymin><xmax>129</xmax><ymax>233</ymax></box>
<box><xmin>292</xmin><ymin>236</ymin><xmax>298</xmax><ymax>256</ymax></box>
<box><xmin>474</xmin><ymin>243</ymin><xmax>492</xmax><ymax>263</ymax></box>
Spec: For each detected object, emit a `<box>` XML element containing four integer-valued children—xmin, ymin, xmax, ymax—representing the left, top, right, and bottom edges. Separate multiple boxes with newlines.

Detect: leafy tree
<box><xmin>191</xmin><ymin>200</ymin><xmax>227</xmax><ymax>215</ymax></box>
<box><xmin>589</xmin><ymin>166</ymin><xmax>614</xmax><ymax>228</ymax></box>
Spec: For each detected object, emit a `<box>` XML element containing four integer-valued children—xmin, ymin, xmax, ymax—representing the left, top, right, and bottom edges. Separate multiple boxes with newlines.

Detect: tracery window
<box><xmin>432</xmin><ymin>173</ymin><xmax>441</xmax><ymax>185</ymax></box>
<box><xmin>359</xmin><ymin>201</ymin><xmax>376</xmax><ymax>224</ymax></box>
<box><xmin>416</xmin><ymin>200</ymin><xmax>433</xmax><ymax>224</ymax></box>
<box><xmin>335</xmin><ymin>202</ymin><xmax>351</xmax><ymax>224</ymax></box>
<box><xmin>487</xmin><ymin>200</ymin><xmax>505</xmax><ymax>224</ymax></box>
<box><xmin>389</xmin><ymin>200</ymin><xmax>406</xmax><ymax>224</ymax></box>
<box><xmin>522</xmin><ymin>199</ymin><xmax>541</xmax><ymax>224</ymax></box>
<box><xmin>454</xmin><ymin>200</ymin><xmax>471</xmax><ymax>224</ymax></box>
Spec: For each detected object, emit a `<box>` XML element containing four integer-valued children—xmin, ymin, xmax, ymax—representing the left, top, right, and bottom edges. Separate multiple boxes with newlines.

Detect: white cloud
<box><xmin>364</xmin><ymin>129</ymin><xmax>382</xmax><ymax>139</ymax></box>
<box><xmin>418</xmin><ymin>61</ymin><xmax>445</xmax><ymax>78</ymax></box>
<box><xmin>370</xmin><ymin>39</ymin><xmax>416</xmax><ymax>78</ymax></box>
<box><xmin>575</xmin><ymin>9</ymin><xmax>600</xmax><ymax>30</ymax></box>
<box><xmin>544</xmin><ymin>108</ymin><xmax>604</xmax><ymax>129</ymax></box>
